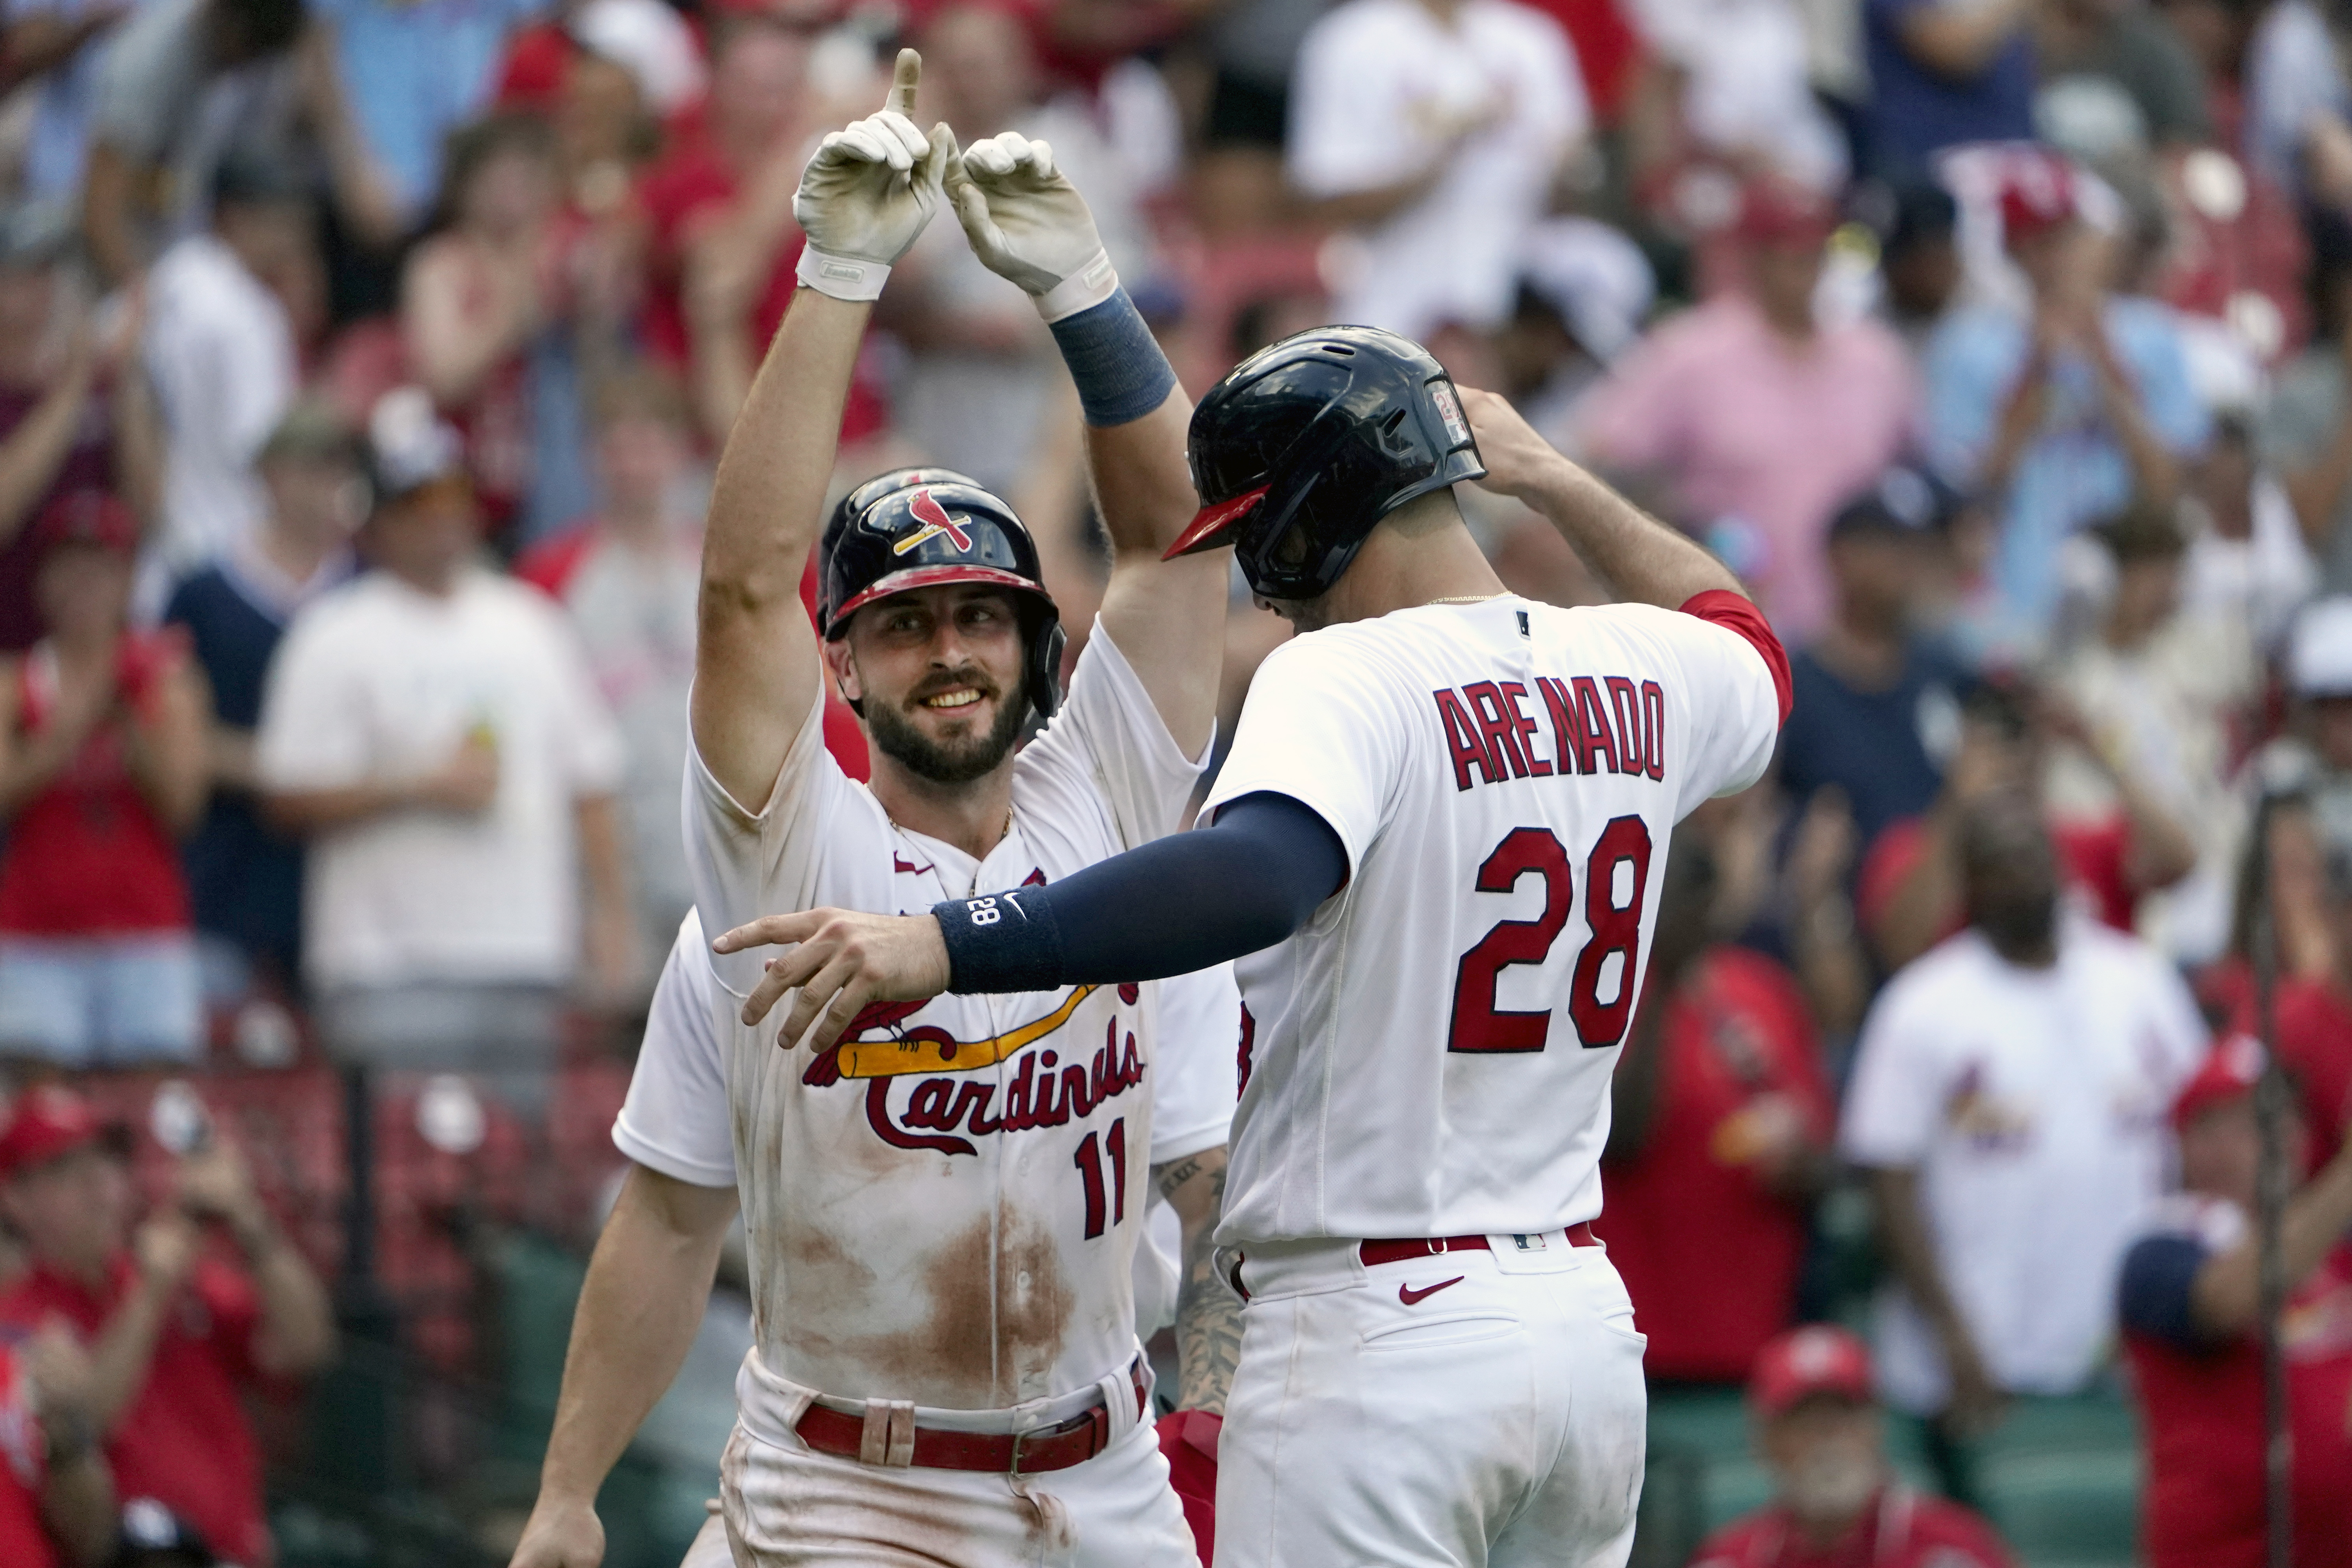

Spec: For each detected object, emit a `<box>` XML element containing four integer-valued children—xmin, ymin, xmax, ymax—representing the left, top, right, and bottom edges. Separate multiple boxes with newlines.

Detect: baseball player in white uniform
<box><xmin>507</xmin><ymin>50</ymin><xmax>1238</xmax><ymax>1568</ymax></box>
<box><xmin>717</xmin><ymin>344</ymin><xmax>1793</xmax><ymax>1567</ymax></box>
<box><xmin>620</xmin><ymin>911</ymin><xmax>1242</xmax><ymax>1568</ymax></box>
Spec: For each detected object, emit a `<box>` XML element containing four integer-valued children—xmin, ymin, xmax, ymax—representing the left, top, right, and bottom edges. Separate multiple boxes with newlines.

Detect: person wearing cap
<box><xmin>1840</xmin><ymin>787</ymin><xmax>2207</xmax><ymax>1497</ymax></box>
<box><xmin>1921</xmin><ymin>148</ymin><xmax>2209</xmax><ymax>653</ymax></box>
<box><xmin>1777</xmin><ymin>469</ymin><xmax>1971</xmax><ymax>859</ymax></box>
<box><xmin>2116</xmin><ymin>1035</ymin><xmax>2352</xmax><ymax>1568</ymax></box>
<box><xmin>0</xmin><ymin>1083</ymin><xmax>334</xmax><ymax>1568</ymax></box>
<box><xmin>1499</xmin><ymin>216</ymin><xmax>1655</xmax><ymax>446</ymax></box>
<box><xmin>0</xmin><ymin>491</ymin><xmax>210</xmax><ymax>1065</ymax></box>
<box><xmin>162</xmin><ymin>400</ymin><xmax>363</xmax><ymax>997</ymax></box>
<box><xmin>1689</xmin><ymin>1325</ymin><xmax>2017</xmax><ymax>1568</ymax></box>
<box><xmin>1575</xmin><ymin>178</ymin><xmax>1917</xmax><ymax>638</ymax></box>
<box><xmin>0</xmin><ymin>200</ymin><xmax>161</xmax><ymax>655</ymax></box>
<box><xmin>256</xmin><ymin>387</ymin><xmax>635</xmax><ymax>1107</ymax></box>
<box><xmin>140</xmin><ymin>147</ymin><xmax>307</xmax><ymax>595</ymax></box>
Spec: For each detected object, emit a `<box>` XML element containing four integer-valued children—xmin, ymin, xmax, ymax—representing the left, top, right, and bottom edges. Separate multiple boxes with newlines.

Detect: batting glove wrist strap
<box><xmin>932</xmin><ymin>888</ymin><xmax>1065</xmax><ymax>995</ymax></box>
<box><xmin>1048</xmin><ymin>286</ymin><xmax>1178</xmax><ymax>426</ymax></box>
<box><xmin>1033</xmin><ymin>248</ymin><xmax>1118</xmax><ymax>323</ymax></box>
<box><xmin>797</xmin><ymin>246</ymin><xmax>891</xmax><ymax>302</ymax></box>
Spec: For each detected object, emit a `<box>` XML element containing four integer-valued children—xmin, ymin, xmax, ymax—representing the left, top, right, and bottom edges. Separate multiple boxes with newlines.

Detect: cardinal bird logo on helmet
<box><xmin>892</xmin><ymin>488</ymin><xmax>975</xmax><ymax>555</ymax></box>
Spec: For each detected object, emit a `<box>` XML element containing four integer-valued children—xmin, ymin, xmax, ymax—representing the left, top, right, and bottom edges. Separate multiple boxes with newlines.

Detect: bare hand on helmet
<box><xmin>946</xmin><ymin>131</ymin><xmax>1116</xmax><ymax>321</ymax></box>
<box><xmin>1458</xmin><ymin>387</ymin><xmax>1577</xmax><ymax>505</ymax></box>
<box><xmin>714</xmin><ymin>909</ymin><xmax>951</xmax><ymax>1056</ymax></box>
<box><xmin>793</xmin><ymin>49</ymin><xmax>956</xmax><ymax>300</ymax></box>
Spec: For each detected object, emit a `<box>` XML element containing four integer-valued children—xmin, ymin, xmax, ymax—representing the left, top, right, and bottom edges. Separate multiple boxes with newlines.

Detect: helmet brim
<box><xmin>1162</xmin><ymin>484</ymin><xmax>1270</xmax><ymax>561</ymax></box>
<box><xmin>825</xmin><ymin>564</ymin><xmax>1058</xmax><ymax>637</ymax></box>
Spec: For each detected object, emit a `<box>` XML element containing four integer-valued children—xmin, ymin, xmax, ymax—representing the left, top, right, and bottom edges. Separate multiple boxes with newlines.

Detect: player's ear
<box><xmin>824</xmin><ymin>638</ymin><xmax>864</xmax><ymax>708</ymax></box>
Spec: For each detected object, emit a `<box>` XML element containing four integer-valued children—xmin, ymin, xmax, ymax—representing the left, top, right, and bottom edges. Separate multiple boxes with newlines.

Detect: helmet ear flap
<box><xmin>1027</xmin><ymin>612</ymin><xmax>1067</xmax><ymax>720</ymax></box>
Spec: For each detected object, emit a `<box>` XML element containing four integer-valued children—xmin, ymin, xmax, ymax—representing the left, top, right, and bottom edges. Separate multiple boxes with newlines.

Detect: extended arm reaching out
<box><xmin>714</xmin><ymin>791</ymin><xmax>1347</xmax><ymax>1051</ymax></box>
<box><xmin>690</xmin><ymin>50</ymin><xmax>956</xmax><ymax>811</ymax></box>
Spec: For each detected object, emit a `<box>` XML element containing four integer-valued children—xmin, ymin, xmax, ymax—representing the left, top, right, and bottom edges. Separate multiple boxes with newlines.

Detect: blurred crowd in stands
<box><xmin>6</xmin><ymin>0</ymin><xmax>2352</xmax><ymax>1559</ymax></box>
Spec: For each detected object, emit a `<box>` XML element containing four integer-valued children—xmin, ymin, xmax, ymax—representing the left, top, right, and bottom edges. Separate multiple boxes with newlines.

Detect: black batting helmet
<box><xmin>1164</xmin><ymin>325</ymin><xmax>1486</xmax><ymax>601</ymax></box>
<box><xmin>819</xmin><ymin>468</ymin><xmax>1065</xmax><ymax>721</ymax></box>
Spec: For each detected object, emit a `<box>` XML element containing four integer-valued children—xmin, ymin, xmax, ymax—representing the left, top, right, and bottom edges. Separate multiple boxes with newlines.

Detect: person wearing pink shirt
<box><xmin>1576</xmin><ymin>181</ymin><xmax>1918</xmax><ymax>635</ymax></box>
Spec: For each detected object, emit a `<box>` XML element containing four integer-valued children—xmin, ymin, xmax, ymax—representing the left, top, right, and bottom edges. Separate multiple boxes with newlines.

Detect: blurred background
<box><xmin>3</xmin><ymin>0</ymin><xmax>2352</xmax><ymax>1560</ymax></box>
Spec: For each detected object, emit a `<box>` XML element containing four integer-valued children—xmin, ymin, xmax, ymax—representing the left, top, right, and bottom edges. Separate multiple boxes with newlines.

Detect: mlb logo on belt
<box><xmin>893</xmin><ymin>489</ymin><xmax>975</xmax><ymax>555</ymax></box>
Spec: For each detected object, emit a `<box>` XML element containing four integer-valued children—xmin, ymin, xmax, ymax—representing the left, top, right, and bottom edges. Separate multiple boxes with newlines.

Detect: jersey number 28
<box><xmin>1448</xmin><ymin>816</ymin><xmax>1654</xmax><ymax>1053</ymax></box>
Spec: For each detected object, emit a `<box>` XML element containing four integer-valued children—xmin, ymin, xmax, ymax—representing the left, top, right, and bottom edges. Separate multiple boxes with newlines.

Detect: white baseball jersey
<box><xmin>1840</xmin><ymin>917</ymin><xmax>2205</xmax><ymax>1412</ymax></box>
<box><xmin>683</xmin><ymin>624</ymin><xmax>1205</xmax><ymax>1428</ymax></box>
<box><xmin>1200</xmin><ymin>594</ymin><xmax>1782</xmax><ymax>1246</ymax></box>
<box><xmin>613</xmin><ymin>912</ymin><xmax>1240</xmax><ymax>1340</ymax></box>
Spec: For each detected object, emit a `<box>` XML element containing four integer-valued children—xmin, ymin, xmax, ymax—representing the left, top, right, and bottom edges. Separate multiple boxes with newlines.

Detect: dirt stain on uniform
<box><xmin>906</xmin><ymin>1208</ymin><xmax>1072</xmax><ymax>1408</ymax></box>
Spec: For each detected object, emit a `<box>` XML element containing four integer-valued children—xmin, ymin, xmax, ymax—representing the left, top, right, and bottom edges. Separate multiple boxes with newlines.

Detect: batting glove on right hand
<box><xmin>793</xmin><ymin>49</ymin><xmax>954</xmax><ymax>301</ymax></box>
<box><xmin>946</xmin><ymin>131</ymin><xmax>1116</xmax><ymax>321</ymax></box>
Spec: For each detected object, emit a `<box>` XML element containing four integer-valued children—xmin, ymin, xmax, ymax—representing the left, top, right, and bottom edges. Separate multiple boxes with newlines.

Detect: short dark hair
<box><xmin>2092</xmin><ymin>499</ymin><xmax>2188</xmax><ymax>564</ymax></box>
<box><xmin>430</xmin><ymin>114</ymin><xmax>557</xmax><ymax>235</ymax></box>
<box><xmin>218</xmin><ymin>0</ymin><xmax>304</xmax><ymax>56</ymax></box>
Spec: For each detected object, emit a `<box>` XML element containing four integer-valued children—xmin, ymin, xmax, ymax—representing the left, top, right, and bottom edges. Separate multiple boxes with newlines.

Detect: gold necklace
<box><xmin>1425</xmin><ymin>592</ymin><xmax>1508</xmax><ymax>606</ymax></box>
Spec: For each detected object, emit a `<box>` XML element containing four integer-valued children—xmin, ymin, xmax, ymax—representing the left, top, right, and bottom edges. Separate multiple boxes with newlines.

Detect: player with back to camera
<box><xmin>507</xmin><ymin>49</ymin><xmax>1240</xmax><ymax>1568</ymax></box>
<box><xmin>720</xmin><ymin>276</ymin><xmax>1794</xmax><ymax>1562</ymax></box>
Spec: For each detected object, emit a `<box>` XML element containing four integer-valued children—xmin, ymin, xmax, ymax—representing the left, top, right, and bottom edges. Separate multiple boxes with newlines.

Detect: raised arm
<box><xmin>946</xmin><ymin>134</ymin><xmax>1224</xmax><ymax>757</ymax></box>
<box><xmin>1460</xmin><ymin>387</ymin><xmax>1742</xmax><ymax>610</ymax></box>
<box><xmin>691</xmin><ymin>51</ymin><xmax>954</xmax><ymax>811</ymax></box>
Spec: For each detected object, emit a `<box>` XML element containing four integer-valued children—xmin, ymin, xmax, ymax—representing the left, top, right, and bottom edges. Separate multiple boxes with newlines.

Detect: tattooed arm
<box><xmin>1155</xmin><ymin>1146</ymin><xmax>1243</xmax><ymax>1414</ymax></box>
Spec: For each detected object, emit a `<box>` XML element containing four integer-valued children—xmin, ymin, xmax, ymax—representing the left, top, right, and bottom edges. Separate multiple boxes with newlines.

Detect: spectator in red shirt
<box><xmin>0</xmin><ymin>202</ymin><xmax>160</xmax><ymax>653</ymax></box>
<box><xmin>1602</xmin><ymin>834</ymin><xmax>1835</xmax><ymax>1384</ymax></box>
<box><xmin>0</xmin><ymin>494</ymin><xmax>210</xmax><ymax>1066</ymax></box>
<box><xmin>635</xmin><ymin>9</ymin><xmax>881</xmax><ymax>448</ymax></box>
<box><xmin>1690</xmin><ymin>1326</ymin><xmax>2018</xmax><ymax>1568</ymax></box>
<box><xmin>0</xmin><ymin>1324</ymin><xmax>113</xmax><ymax>1568</ymax></box>
<box><xmin>0</xmin><ymin>1085</ymin><xmax>335</xmax><ymax>1568</ymax></box>
<box><xmin>2117</xmin><ymin>1036</ymin><xmax>2352</xmax><ymax>1568</ymax></box>
<box><xmin>2243</xmin><ymin>842</ymin><xmax>2352</xmax><ymax>1170</ymax></box>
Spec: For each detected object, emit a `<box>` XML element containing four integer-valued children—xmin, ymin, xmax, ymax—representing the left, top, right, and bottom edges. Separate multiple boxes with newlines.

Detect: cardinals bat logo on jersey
<box><xmin>891</xmin><ymin>488</ymin><xmax>975</xmax><ymax>555</ymax></box>
<box><xmin>806</xmin><ymin>986</ymin><xmax>1148</xmax><ymax>1158</ymax></box>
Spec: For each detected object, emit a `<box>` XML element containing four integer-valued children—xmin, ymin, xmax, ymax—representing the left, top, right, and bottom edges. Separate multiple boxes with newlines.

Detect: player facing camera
<box><xmin>816</xmin><ymin>468</ymin><xmax>1065</xmax><ymax>785</ymax></box>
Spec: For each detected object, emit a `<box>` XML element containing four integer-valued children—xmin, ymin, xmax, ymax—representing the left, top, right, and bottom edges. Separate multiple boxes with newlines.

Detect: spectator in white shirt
<box><xmin>1840</xmin><ymin>789</ymin><xmax>2206</xmax><ymax>1501</ymax></box>
<box><xmin>141</xmin><ymin>149</ymin><xmax>304</xmax><ymax>604</ymax></box>
<box><xmin>256</xmin><ymin>389</ymin><xmax>634</xmax><ymax>1112</ymax></box>
<box><xmin>1287</xmin><ymin>0</ymin><xmax>1587</xmax><ymax>338</ymax></box>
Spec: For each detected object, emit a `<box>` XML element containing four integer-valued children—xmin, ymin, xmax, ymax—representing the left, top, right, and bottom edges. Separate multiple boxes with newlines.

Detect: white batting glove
<box><xmin>793</xmin><ymin>49</ymin><xmax>954</xmax><ymax>301</ymax></box>
<box><xmin>946</xmin><ymin>131</ymin><xmax>1117</xmax><ymax>322</ymax></box>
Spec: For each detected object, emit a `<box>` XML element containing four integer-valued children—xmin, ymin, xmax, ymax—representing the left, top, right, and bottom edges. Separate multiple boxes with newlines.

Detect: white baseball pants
<box><xmin>1213</xmin><ymin>1231</ymin><xmax>1649</xmax><ymax>1568</ymax></box>
<box><xmin>715</xmin><ymin>1359</ymin><xmax>1199</xmax><ymax>1568</ymax></box>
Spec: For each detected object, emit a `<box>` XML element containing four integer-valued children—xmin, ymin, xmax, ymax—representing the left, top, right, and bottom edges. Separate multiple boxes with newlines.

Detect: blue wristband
<box><xmin>931</xmin><ymin>886</ymin><xmax>1065</xmax><ymax>994</ymax></box>
<box><xmin>1048</xmin><ymin>288</ymin><xmax>1178</xmax><ymax>428</ymax></box>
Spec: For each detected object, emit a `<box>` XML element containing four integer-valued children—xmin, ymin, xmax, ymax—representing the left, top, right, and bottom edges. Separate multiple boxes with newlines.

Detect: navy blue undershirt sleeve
<box><xmin>2116</xmin><ymin>1232</ymin><xmax>2216</xmax><ymax>1351</ymax></box>
<box><xmin>933</xmin><ymin>792</ymin><xmax>1347</xmax><ymax>993</ymax></box>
